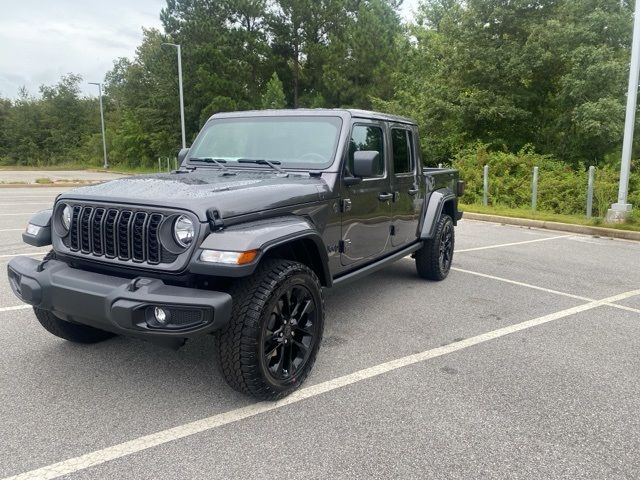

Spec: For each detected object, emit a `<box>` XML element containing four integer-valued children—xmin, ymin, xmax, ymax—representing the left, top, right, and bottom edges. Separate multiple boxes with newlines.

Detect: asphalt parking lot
<box><xmin>1</xmin><ymin>186</ymin><xmax>640</xmax><ymax>479</ymax></box>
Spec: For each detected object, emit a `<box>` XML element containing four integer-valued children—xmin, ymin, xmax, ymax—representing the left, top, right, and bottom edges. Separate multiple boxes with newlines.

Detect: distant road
<box><xmin>0</xmin><ymin>170</ymin><xmax>127</xmax><ymax>184</ymax></box>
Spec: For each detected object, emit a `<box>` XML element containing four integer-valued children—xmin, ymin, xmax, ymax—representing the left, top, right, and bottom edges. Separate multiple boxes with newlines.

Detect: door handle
<box><xmin>408</xmin><ymin>188</ymin><xmax>419</xmax><ymax>196</ymax></box>
<box><xmin>378</xmin><ymin>193</ymin><xmax>393</xmax><ymax>201</ymax></box>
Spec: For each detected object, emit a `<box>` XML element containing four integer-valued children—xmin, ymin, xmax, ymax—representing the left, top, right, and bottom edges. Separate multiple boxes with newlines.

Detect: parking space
<box><xmin>455</xmin><ymin>235</ymin><xmax>640</xmax><ymax>299</ymax></box>
<box><xmin>1</xmin><ymin>187</ymin><xmax>639</xmax><ymax>479</ymax></box>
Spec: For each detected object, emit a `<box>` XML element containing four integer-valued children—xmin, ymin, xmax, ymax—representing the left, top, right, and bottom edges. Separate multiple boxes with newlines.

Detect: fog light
<box><xmin>154</xmin><ymin>307</ymin><xmax>168</xmax><ymax>325</ymax></box>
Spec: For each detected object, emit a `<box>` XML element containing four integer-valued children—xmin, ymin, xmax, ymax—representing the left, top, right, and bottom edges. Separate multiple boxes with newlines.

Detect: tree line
<box><xmin>0</xmin><ymin>0</ymin><xmax>637</xmax><ymax>181</ymax></box>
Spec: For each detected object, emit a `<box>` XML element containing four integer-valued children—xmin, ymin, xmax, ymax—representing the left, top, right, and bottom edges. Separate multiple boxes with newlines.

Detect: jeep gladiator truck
<box><xmin>7</xmin><ymin>109</ymin><xmax>463</xmax><ymax>399</ymax></box>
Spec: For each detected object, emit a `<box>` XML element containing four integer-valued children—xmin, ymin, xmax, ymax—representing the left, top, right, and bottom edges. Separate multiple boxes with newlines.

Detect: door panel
<box><xmin>340</xmin><ymin>123</ymin><xmax>392</xmax><ymax>266</ymax></box>
<box><xmin>390</xmin><ymin>128</ymin><xmax>420</xmax><ymax>247</ymax></box>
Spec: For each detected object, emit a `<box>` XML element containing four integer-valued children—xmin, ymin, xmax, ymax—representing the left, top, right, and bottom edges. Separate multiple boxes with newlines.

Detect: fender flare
<box><xmin>22</xmin><ymin>209</ymin><xmax>53</xmax><ymax>247</ymax></box>
<box><xmin>419</xmin><ymin>189</ymin><xmax>456</xmax><ymax>240</ymax></box>
<box><xmin>189</xmin><ymin>216</ymin><xmax>331</xmax><ymax>286</ymax></box>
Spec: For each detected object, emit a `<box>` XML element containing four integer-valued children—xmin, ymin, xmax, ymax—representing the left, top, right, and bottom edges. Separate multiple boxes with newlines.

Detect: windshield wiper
<box><xmin>237</xmin><ymin>158</ymin><xmax>288</xmax><ymax>175</ymax></box>
<box><xmin>189</xmin><ymin>157</ymin><xmax>229</xmax><ymax>170</ymax></box>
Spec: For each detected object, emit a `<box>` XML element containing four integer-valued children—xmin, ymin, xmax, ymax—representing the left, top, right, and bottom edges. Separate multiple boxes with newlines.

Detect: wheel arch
<box><xmin>23</xmin><ymin>209</ymin><xmax>53</xmax><ymax>247</ymax></box>
<box><xmin>419</xmin><ymin>188</ymin><xmax>458</xmax><ymax>240</ymax></box>
<box><xmin>190</xmin><ymin>216</ymin><xmax>331</xmax><ymax>287</ymax></box>
<box><xmin>261</xmin><ymin>235</ymin><xmax>332</xmax><ymax>287</ymax></box>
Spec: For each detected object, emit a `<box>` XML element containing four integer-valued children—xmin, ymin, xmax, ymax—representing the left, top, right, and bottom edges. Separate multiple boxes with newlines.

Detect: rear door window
<box><xmin>391</xmin><ymin>128</ymin><xmax>414</xmax><ymax>175</ymax></box>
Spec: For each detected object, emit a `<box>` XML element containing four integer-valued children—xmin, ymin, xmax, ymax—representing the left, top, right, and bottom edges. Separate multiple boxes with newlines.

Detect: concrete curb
<box><xmin>464</xmin><ymin>212</ymin><xmax>640</xmax><ymax>242</ymax></box>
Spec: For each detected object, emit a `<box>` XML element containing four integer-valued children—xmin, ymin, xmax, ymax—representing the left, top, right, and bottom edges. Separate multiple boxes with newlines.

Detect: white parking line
<box><xmin>408</xmin><ymin>254</ymin><xmax>638</xmax><ymax>312</ymax></box>
<box><xmin>451</xmin><ymin>267</ymin><xmax>640</xmax><ymax>314</ymax></box>
<box><xmin>0</xmin><ymin>252</ymin><xmax>46</xmax><ymax>259</ymax></box>
<box><xmin>0</xmin><ymin>196</ymin><xmax>61</xmax><ymax>199</ymax></box>
<box><xmin>0</xmin><ymin>229</ymin><xmax>24</xmax><ymax>233</ymax></box>
<box><xmin>0</xmin><ymin>305</ymin><xmax>30</xmax><ymax>313</ymax></box>
<box><xmin>452</xmin><ymin>267</ymin><xmax>591</xmax><ymax>301</ymax></box>
<box><xmin>0</xmin><ymin>202</ymin><xmax>51</xmax><ymax>206</ymax></box>
<box><xmin>4</xmin><ymin>288</ymin><xmax>639</xmax><ymax>480</ymax></box>
<box><xmin>610</xmin><ymin>303</ymin><xmax>640</xmax><ymax>314</ymax></box>
<box><xmin>455</xmin><ymin>234</ymin><xmax>571</xmax><ymax>252</ymax></box>
<box><xmin>0</xmin><ymin>213</ymin><xmax>37</xmax><ymax>216</ymax></box>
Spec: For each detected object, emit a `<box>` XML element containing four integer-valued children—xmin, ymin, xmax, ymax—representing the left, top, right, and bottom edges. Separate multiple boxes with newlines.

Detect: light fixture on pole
<box><xmin>162</xmin><ymin>42</ymin><xmax>186</xmax><ymax>149</ymax></box>
<box><xmin>88</xmin><ymin>82</ymin><xmax>108</xmax><ymax>169</ymax></box>
<box><xmin>607</xmin><ymin>0</ymin><xmax>639</xmax><ymax>222</ymax></box>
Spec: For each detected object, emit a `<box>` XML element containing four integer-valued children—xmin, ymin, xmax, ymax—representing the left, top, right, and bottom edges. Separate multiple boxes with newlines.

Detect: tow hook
<box><xmin>127</xmin><ymin>277</ymin><xmax>155</xmax><ymax>292</ymax></box>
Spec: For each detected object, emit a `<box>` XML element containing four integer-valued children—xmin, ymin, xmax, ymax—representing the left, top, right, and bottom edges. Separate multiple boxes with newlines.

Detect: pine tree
<box><xmin>261</xmin><ymin>73</ymin><xmax>287</xmax><ymax>109</ymax></box>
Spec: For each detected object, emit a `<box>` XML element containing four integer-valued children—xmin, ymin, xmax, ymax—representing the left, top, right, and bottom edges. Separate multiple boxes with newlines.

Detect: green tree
<box><xmin>322</xmin><ymin>0</ymin><xmax>404</xmax><ymax>108</ymax></box>
<box><xmin>380</xmin><ymin>0</ymin><xmax>633</xmax><ymax>166</ymax></box>
<box><xmin>261</xmin><ymin>72</ymin><xmax>287</xmax><ymax>108</ymax></box>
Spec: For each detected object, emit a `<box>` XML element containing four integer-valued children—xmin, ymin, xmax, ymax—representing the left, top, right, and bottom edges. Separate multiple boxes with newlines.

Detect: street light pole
<box><xmin>162</xmin><ymin>42</ymin><xmax>186</xmax><ymax>149</ymax></box>
<box><xmin>607</xmin><ymin>0</ymin><xmax>640</xmax><ymax>222</ymax></box>
<box><xmin>89</xmin><ymin>82</ymin><xmax>108</xmax><ymax>169</ymax></box>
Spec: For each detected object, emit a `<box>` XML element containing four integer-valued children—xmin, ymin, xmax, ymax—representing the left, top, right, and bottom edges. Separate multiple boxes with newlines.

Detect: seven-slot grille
<box><xmin>67</xmin><ymin>205</ymin><xmax>166</xmax><ymax>264</ymax></box>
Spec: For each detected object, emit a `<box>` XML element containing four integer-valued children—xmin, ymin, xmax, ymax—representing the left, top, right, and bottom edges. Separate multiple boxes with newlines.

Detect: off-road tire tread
<box><xmin>415</xmin><ymin>214</ymin><xmax>454</xmax><ymax>281</ymax></box>
<box><xmin>217</xmin><ymin>259</ymin><xmax>324</xmax><ymax>400</ymax></box>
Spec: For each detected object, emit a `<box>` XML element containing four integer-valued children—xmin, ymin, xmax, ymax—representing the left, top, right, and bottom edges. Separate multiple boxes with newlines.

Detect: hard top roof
<box><xmin>210</xmin><ymin>108</ymin><xmax>416</xmax><ymax>126</ymax></box>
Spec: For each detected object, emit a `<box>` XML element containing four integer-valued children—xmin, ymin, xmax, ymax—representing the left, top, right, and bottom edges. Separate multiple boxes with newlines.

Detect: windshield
<box><xmin>187</xmin><ymin>116</ymin><xmax>343</xmax><ymax>170</ymax></box>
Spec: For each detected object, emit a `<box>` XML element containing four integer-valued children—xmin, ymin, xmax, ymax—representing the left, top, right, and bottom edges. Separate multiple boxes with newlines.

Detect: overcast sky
<box><xmin>0</xmin><ymin>0</ymin><xmax>420</xmax><ymax>100</ymax></box>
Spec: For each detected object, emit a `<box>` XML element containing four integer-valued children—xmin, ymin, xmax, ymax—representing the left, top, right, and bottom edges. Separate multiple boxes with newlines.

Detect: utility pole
<box><xmin>532</xmin><ymin>167</ymin><xmax>539</xmax><ymax>211</ymax></box>
<box><xmin>88</xmin><ymin>82</ymin><xmax>108</xmax><ymax>169</ymax></box>
<box><xmin>483</xmin><ymin>165</ymin><xmax>489</xmax><ymax>206</ymax></box>
<box><xmin>607</xmin><ymin>0</ymin><xmax>639</xmax><ymax>222</ymax></box>
<box><xmin>162</xmin><ymin>42</ymin><xmax>186</xmax><ymax>149</ymax></box>
<box><xmin>587</xmin><ymin>166</ymin><xmax>595</xmax><ymax>218</ymax></box>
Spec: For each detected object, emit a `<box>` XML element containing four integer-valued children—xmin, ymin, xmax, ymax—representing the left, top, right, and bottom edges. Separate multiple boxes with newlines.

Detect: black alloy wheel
<box><xmin>415</xmin><ymin>214</ymin><xmax>455</xmax><ymax>281</ymax></box>
<box><xmin>439</xmin><ymin>221</ymin><xmax>454</xmax><ymax>273</ymax></box>
<box><xmin>218</xmin><ymin>259</ymin><xmax>325</xmax><ymax>400</ymax></box>
<box><xmin>261</xmin><ymin>285</ymin><xmax>319</xmax><ymax>383</ymax></box>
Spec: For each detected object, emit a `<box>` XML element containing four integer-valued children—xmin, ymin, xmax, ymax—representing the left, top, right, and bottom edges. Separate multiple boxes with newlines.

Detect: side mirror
<box><xmin>353</xmin><ymin>150</ymin><xmax>381</xmax><ymax>178</ymax></box>
<box><xmin>178</xmin><ymin>148</ymin><xmax>190</xmax><ymax>165</ymax></box>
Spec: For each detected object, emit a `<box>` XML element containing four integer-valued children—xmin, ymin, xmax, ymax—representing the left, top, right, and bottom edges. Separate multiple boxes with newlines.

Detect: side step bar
<box><xmin>331</xmin><ymin>242</ymin><xmax>422</xmax><ymax>288</ymax></box>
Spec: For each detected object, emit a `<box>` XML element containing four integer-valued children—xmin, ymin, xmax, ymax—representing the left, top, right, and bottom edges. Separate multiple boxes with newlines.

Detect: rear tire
<box><xmin>415</xmin><ymin>214</ymin><xmax>455</xmax><ymax>281</ymax></box>
<box><xmin>33</xmin><ymin>250</ymin><xmax>115</xmax><ymax>344</ymax></box>
<box><xmin>218</xmin><ymin>259</ymin><xmax>324</xmax><ymax>400</ymax></box>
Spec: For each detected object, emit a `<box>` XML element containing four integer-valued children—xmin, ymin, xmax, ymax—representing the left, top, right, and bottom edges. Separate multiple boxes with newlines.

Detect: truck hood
<box><xmin>58</xmin><ymin>169</ymin><xmax>333</xmax><ymax>221</ymax></box>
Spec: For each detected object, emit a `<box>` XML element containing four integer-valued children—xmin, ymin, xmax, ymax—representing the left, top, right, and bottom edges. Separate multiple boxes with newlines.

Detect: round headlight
<box><xmin>173</xmin><ymin>215</ymin><xmax>194</xmax><ymax>247</ymax></box>
<box><xmin>62</xmin><ymin>205</ymin><xmax>72</xmax><ymax>231</ymax></box>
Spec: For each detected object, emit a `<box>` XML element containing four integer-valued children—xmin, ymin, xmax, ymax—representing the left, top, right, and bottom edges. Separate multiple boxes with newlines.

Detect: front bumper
<box><xmin>7</xmin><ymin>256</ymin><xmax>232</xmax><ymax>344</ymax></box>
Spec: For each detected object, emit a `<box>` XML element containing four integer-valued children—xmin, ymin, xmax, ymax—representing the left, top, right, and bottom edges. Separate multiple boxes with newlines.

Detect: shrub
<box><xmin>452</xmin><ymin>144</ymin><xmax>639</xmax><ymax>216</ymax></box>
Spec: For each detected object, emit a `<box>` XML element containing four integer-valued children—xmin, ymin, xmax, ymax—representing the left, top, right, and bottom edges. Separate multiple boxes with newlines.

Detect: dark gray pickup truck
<box><xmin>8</xmin><ymin>109</ymin><xmax>463</xmax><ymax>399</ymax></box>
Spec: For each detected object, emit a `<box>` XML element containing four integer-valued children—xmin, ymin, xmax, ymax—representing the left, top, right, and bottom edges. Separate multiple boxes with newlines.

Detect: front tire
<box><xmin>33</xmin><ymin>250</ymin><xmax>115</xmax><ymax>343</ymax></box>
<box><xmin>415</xmin><ymin>214</ymin><xmax>455</xmax><ymax>281</ymax></box>
<box><xmin>34</xmin><ymin>309</ymin><xmax>116</xmax><ymax>344</ymax></box>
<box><xmin>218</xmin><ymin>259</ymin><xmax>325</xmax><ymax>400</ymax></box>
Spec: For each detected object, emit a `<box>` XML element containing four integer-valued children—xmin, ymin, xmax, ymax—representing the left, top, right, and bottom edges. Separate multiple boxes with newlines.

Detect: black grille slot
<box><xmin>132</xmin><ymin>212</ymin><xmax>148</xmax><ymax>262</ymax></box>
<box><xmin>80</xmin><ymin>207</ymin><xmax>94</xmax><ymax>253</ymax></box>
<box><xmin>104</xmin><ymin>209</ymin><xmax>118</xmax><ymax>258</ymax></box>
<box><xmin>117</xmin><ymin>211</ymin><xmax>133</xmax><ymax>260</ymax></box>
<box><xmin>60</xmin><ymin>203</ymin><xmax>176</xmax><ymax>266</ymax></box>
<box><xmin>92</xmin><ymin>208</ymin><xmax>105</xmax><ymax>255</ymax></box>
<box><xmin>69</xmin><ymin>206</ymin><xmax>82</xmax><ymax>251</ymax></box>
<box><xmin>147</xmin><ymin>214</ymin><xmax>163</xmax><ymax>264</ymax></box>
